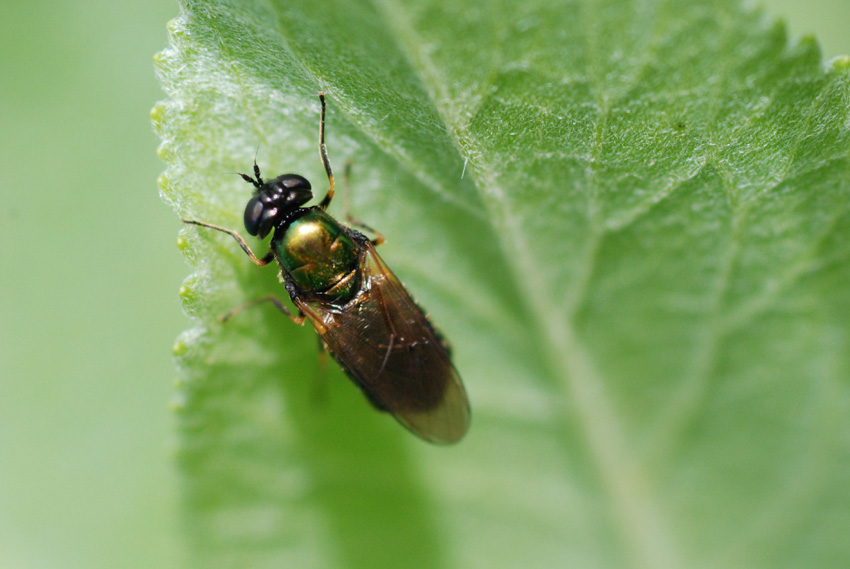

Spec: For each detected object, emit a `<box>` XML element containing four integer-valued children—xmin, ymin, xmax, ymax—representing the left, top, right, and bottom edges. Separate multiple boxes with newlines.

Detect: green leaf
<box><xmin>154</xmin><ymin>0</ymin><xmax>850</xmax><ymax>567</ymax></box>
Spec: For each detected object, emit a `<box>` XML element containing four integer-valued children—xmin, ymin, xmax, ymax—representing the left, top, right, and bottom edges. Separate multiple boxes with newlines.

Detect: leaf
<box><xmin>154</xmin><ymin>0</ymin><xmax>850</xmax><ymax>567</ymax></box>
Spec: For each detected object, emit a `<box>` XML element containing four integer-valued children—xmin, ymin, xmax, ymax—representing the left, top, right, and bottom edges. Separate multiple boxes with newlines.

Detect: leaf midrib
<box><xmin>368</xmin><ymin>1</ymin><xmax>683</xmax><ymax>567</ymax></box>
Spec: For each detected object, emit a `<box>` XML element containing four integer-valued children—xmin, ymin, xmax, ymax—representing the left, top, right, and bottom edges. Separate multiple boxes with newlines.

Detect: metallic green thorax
<box><xmin>273</xmin><ymin>208</ymin><xmax>361</xmax><ymax>302</ymax></box>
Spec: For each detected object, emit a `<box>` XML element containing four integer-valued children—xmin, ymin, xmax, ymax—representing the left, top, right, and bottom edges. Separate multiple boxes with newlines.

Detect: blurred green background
<box><xmin>0</xmin><ymin>1</ymin><xmax>847</xmax><ymax>568</ymax></box>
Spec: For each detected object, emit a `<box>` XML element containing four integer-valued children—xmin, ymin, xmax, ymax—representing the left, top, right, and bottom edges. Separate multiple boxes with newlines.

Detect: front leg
<box><xmin>183</xmin><ymin>218</ymin><xmax>274</xmax><ymax>266</ymax></box>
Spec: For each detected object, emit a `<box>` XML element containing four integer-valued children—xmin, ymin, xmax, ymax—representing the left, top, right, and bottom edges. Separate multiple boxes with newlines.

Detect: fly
<box><xmin>182</xmin><ymin>93</ymin><xmax>470</xmax><ymax>444</ymax></box>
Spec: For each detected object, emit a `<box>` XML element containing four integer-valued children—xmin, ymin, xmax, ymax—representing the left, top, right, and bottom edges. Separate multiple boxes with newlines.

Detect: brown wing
<box><xmin>293</xmin><ymin>242</ymin><xmax>470</xmax><ymax>444</ymax></box>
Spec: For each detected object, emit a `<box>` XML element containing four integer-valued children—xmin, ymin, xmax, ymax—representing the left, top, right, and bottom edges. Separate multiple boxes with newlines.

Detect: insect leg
<box><xmin>317</xmin><ymin>92</ymin><xmax>336</xmax><ymax>210</ymax></box>
<box><xmin>183</xmin><ymin>219</ymin><xmax>273</xmax><ymax>266</ymax></box>
<box><xmin>341</xmin><ymin>160</ymin><xmax>385</xmax><ymax>246</ymax></box>
<box><xmin>346</xmin><ymin>219</ymin><xmax>385</xmax><ymax>246</ymax></box>
<box><xmin>219</xmin><ymin>295</ymin><xmax>307</xmax><ymax>325</ymax></box>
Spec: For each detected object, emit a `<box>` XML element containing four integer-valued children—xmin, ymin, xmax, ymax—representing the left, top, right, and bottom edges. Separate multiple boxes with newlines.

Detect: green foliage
<box><xmin>154</xmin><ymin>0</ymin><xmax>850</xmax><ymax>567</ymax></box>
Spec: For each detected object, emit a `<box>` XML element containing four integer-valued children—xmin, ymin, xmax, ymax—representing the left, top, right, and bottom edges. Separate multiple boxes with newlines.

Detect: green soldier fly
<box><xmin>182</xmin><ymin>93</ymin><xmax>470</xmax><ymax>444</ymax></box>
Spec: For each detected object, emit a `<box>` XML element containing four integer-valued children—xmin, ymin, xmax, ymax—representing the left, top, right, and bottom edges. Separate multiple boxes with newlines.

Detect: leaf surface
<box><xmin>154</xmin><ymin>1</ymin><xmax>850</xmax><ymax>567</ymax></box>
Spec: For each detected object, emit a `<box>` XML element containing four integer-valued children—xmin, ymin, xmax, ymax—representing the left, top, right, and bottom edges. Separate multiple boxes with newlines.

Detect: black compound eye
<box><xmin>244</xmin><ymin>196</ymin><xmax>264</xmax><ymax>236</ymax></box>
<box><xmin>257</xmin><ymin>206</ymin><xmax>279</xmax><ymax>239</ymax></box>
<box><xmin>272</xmin><ymin>174</ymin><xmax>313</xmax><ymax>206</ymax></box>
<box><xmin>280</xmin><ymin>174</ymin><xmax>311</xmax><ymax>191</ymax></box>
